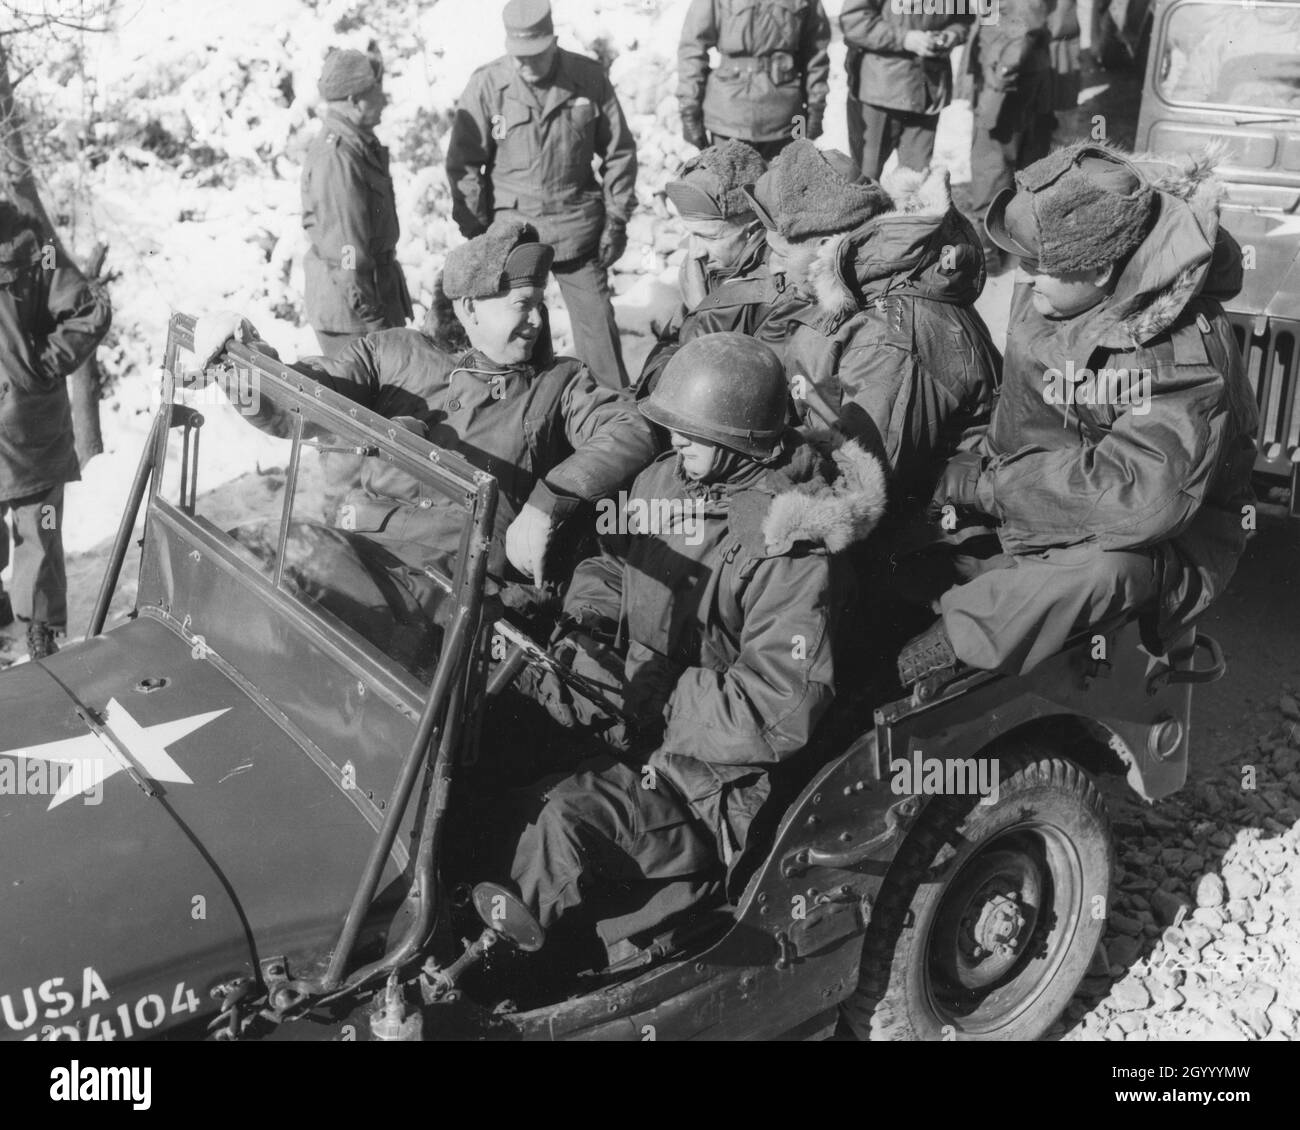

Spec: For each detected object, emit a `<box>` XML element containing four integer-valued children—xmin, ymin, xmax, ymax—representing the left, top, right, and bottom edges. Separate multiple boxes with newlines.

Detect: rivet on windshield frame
<box><xmin>135</xmin><ymin>677</ymin><xmax>169</xmax><ymax>694</ymax></box>
<box><xmin>357</xmin><ymin>681</ymin><xmax>366</xmax><ymax>697</ymax></box>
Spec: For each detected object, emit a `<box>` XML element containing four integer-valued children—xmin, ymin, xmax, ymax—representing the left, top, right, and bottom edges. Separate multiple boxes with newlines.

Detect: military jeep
<box><xmin>1136</xmin><ymin>0</ymin><xmax>1300</xmax><ymax>514</ymax></box>
<box><xmin>0</xmin><ymin>315</ymin><xmax>1225</xmax><ymax>1042</ymax></box>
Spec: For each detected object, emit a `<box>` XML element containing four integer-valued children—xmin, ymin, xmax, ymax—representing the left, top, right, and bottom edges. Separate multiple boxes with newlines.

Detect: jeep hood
<box><xmin>0</xmin><ymin>618</ymin><xmax>389</xmax><ymax>1040</ymax></box>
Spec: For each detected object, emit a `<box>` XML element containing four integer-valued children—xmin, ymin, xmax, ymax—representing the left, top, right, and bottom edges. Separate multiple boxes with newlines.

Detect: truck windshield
<box><xmin>156</xmin><ymin>348</ymin><xmax>467</xmax><ymax>684</ymax></box>
<box><xmin>1158</xmin><ymin>1</ymin><xmax>1300</xmax><ymax>113</ymax></box>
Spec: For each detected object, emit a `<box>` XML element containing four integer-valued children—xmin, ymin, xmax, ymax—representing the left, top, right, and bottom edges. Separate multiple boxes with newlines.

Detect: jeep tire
<box><xmin>841</xmin><ymin>745</ymin><xmax>1113</xmax><ymax>1041</ymax></box>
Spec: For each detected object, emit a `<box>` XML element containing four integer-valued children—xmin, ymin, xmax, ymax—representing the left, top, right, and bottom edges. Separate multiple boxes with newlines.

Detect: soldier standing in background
<box><xmin>446</xmin><ymin>0</ymin><xmax>638</xmax><ymax>389</ymax></box>
<box><xmin>965</xmin><ymin>2</ymin><xmax>1055</xmax><ymax>273</ymax></box>
<box><xmin>0</xmin><ymin>201</ymin><xmax>111</xmax><ymax>660</ymax></box>
<box><xmin>676</xmin><ymin>0</ymin><xmax>831</xmax><ymax>161</ymax></box>
<box><xmin>301</xmin><ymin>47</ymin><xmax>412</xmax><ymax>358</ymax></box>
<box><xmin>839</xmin><ymin>0</ymin><xmax>974</xmax><ymax>179</ymax></box>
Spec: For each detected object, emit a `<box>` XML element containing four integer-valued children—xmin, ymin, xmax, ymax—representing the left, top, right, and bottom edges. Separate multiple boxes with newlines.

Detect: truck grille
<box><xmin>1227</xmin><ymin>314</ymin><xmax>1300</xmax><ymax>509</ymax></box>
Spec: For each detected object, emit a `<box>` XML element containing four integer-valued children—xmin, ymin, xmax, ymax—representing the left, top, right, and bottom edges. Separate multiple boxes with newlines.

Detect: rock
<box><xmin>1267</xmin><ymin>1002</ymin><xmax>1296</xmax><ymax>1032</ymax></box>
<box><xmin>1112</xmin><ymin>978</ymin><xmax>1151</xmax><ymax>1013</ymax></box>
<box><xmin>1222</xmin><ymin>863</ymin><xmax>1263</xmax><ymax>899</ymax></box>
<box><xmin>1159</xmin><ymin>987</ymin><xmax>1186</xmax><ymax>1011</ymax></box>
<box><xmin>1108</xmin><ymin>909</ymin><xmax>1143</xmax><ymax>936</ymax></box>
<box><xmin>1114</xmin><ymin>1012</ymin><xmax>1143</xmax><ymax>1034</ymax></box>
<box><xmin>1209</xmin><ymin>830</ymin><xmax>1233</xmax><ymax>849</ymax></box>
<box><xmin>1246</xmin><ymin>918</ymin><xmax>1269</xmax><ymax>936</ymax></box>
<box><xmin>1224</xmin><ymin>900</ymin><xmax>1251</xmax><ymax>924</ymax></box>
<box><xmin>1193</xmin><ymin>906</ymin><xmax>1226</xmax><ymax>928</ymax></box>
<box><xmin>1235</xmin><ymin>1007</ymin><xmax>1272</xmax><ymax>1039</ymax></box>
<box><xmin>1159</xmin><ymin>848</ymin><xmax>1185</xmax><ymax>869</ymax></box>
<box><xmin>1281</xmin><ymin>693</ymin><xmax>1300</xmax><ymax>721</ymax></box>
<box><xmin>1196</xmin><ymin>872</ymin><xmax>1226</xmax><ymax>907</ymax></box>
<box><xmin>1081</xmin><ymin>975</ymin><xmax>1114</xmax><ymax>997</ymax></box>
<box><xmin>1183</xmin><ymin>853</ymin><xmax>1206</xmax><ymax>874</ymax></box>
<box><xmin>1151</xmin><ymin>889</ymin><xmax>1191</xmax><ymax>926</ymax></box>
<box><xmin>1182</xmin><ymin>922</ymin><xmax>1213</xmax><ymax>954</ymax></box>
<box><xmin>1104</xmin><ymin>1021</ymin><xmax>1125</xmax><ymax>1041</ymax></box>
<box><xmin>1106</xmin><ymin>934</ymin><xmax>1143</xmax><ymax>969</ymax></box>
<box><xmin>1067</xmin><ymin>999</ymin><xmax>1090</xmax><ymax>1021</ymax></box>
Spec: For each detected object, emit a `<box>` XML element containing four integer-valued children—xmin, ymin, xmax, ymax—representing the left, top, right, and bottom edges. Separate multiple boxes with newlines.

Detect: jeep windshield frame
<box><xmin>90</xmin><ymin>313</ymin><xmax>498</xmax><ymax>997</ymax></box>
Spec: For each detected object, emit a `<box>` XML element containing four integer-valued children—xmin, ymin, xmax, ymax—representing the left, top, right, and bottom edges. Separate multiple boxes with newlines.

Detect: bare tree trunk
<box><xmin>0</xmin><ymin>32</ymin><xmax>105</xmax><ymax>468</ymax></box>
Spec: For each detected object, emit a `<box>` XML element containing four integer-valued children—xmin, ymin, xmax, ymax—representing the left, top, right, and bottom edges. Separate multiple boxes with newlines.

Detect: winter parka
<box><xmin>773</xmin><ymin>167</ymin><xmax>1001</xmax><ymax>516</ymax></box>
<box><xmin>446</xmin><ymin>50</ymin><xmax>638</xmax><ymax>263</ymax></box>
<box><xmin>275</xmin><ymin>293</ymin><xmax>657</xmax><ymax>577</ymax></box>
<box><xmin>564</xmin><ymin>435</ymin><xmax>887</xmax><ymax>880</ymax></box>
<box><xmin>0</xmin><ymin>214</ymin><xmax>111</xmax><ymax>500</ymax></box>
<box><xmin>839</xmin><ymin>0</ymin><xmax>973</xmax><ymax>116</ymax></box>
<box><xmin>677</xmin><ymin>0</ymin><xmax>832</xmax><ymax>145</ymax></box>
<box><xmin>301</xmin><ymin>111</ymin><xmax>413</xmax><ymax>335</ymax></box>
<box><xmin>964</xmin><ymin>151</ymin><xmax>1259</xmax><ymax>648</ymax></box>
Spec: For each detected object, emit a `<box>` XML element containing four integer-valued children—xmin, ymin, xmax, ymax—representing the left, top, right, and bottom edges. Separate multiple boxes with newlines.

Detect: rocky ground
<box><xmin>1056</xmin><ymin>694</ymin><xmax>1300</xmax><ymax>1041</ymax></box>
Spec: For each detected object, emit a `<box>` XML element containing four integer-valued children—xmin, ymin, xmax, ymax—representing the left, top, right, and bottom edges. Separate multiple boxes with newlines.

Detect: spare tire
<box><xmin>840</xmin><ymin>744</ymin><xmax>1112</xmax><ymax>1041</ymax></box>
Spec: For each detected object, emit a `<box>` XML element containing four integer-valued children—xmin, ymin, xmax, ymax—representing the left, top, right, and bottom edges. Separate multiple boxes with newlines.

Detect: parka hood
<box><xmin>1065</xmin><ymin>146</ymin><xmax>1241</xmax><ymax>352</ymax></box>
<box><xmin>805</xmin><ymin>167</ymin><xmax>987</xmax><ymax>320</ymax></box>
<box><xmin>664</xmin><ymin>432</ymin><xmax>887</xmax><ymax>558</ymax></box>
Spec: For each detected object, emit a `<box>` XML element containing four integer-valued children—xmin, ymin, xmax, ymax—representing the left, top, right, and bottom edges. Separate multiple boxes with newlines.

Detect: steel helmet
<box><xmin>640</xmin><ymin>332</ymin><xmax>788</xmax><ymax>458</ymax></box>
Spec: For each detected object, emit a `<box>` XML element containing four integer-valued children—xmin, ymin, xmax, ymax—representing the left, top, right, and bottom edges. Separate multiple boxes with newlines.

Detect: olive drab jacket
<box><xmin>0</xmin><ymin>216</ymin><xmax>111</xmax><ymax>500</ymax></box>
<box><xmin>563</xmin><ymin>436</ymin><xmax>887</xmax><ymax>884</ymax></box>
<box><xmin>301</xmin><ymin>111</ymin><xmax>413</xmax><ymax>335</ymax></box>
<box><xmin>285</xmin><ymin>293</ymin><xmax>657</xmax><ymax>578</ymax></box>
<box><xmin>772</xmin><ymin>167</ymin><xmax>1000</xmax><ymax>519</ymax></box>
<box><xmin>966</xmin><ymin>154</ymin><xmax>1258</xmax><ymax>649</ymax></box>
<box><xmin>964</xmin><ymin>0</ymin><xmax>1053</xmax><ymax>135</ymax></box>
<box><xmin>839</xmin><ymin>0</ymin><xmax>974</xmax><ymax>116</ymax></box>
<box><xmin>445</xmin><ymin>50</ymin><xmax>638</xmax><ymax>263</ymax></box>
<box><xmin>677</xmin><ymin>0</ymin><xmax>832</xmax><ymax>144</ymax></box>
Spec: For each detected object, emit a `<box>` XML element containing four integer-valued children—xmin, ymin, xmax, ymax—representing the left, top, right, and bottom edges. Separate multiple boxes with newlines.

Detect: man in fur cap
<box><xmin>900</xmin><ymin>144</ymin><xmax>1259</xmax><ymax>684</ymax></box>
<box><xmin>639</xmin><ymin>140</ymin><xmax>782</xmax><ymax>393</ymax></box>
<box><xmin>301</xmin><ymin>47</ymin><xmax>412</xmax><ymax>357</ymax></box>
<box><xmin>194</xmin><ymin>220</ymin><xmax>656</xmax><ymax>598</ymax></box>
<box><xmin>476</xmin><ymin>333</ymin><xmax>888</xmax><ymax>940</ymax></box>
<box><xmin>746</xmin><ymin>140</ymin><xmax>1000</xmax><ymax>523</ymax></box>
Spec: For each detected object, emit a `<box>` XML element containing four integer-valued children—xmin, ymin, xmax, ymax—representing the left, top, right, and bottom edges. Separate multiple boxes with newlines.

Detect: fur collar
<box><xmin>762</xmin><ymin>436</ymin><xmax>887</xmax><ymax>555</ymax></box>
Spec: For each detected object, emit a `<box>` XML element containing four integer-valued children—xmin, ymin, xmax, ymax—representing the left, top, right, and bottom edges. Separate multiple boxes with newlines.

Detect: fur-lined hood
<box><xmin>804</xmin><ymin>166</ymin><xmax>986</xmax><ymax>323</ymax></box>
<box><xmin>675</xmin><ymin>432</ymin><xmax>887</xmax><ymax>558</ymax></box>
<box><xmin>1060</xmin><ymin>146</ymin><xmax>1240</xmax><ymax>353</ymax></box>
<box><xmin>419</xmin><ymin>269</ymin><xmax>557</xmax><ymax>365</ymax></box>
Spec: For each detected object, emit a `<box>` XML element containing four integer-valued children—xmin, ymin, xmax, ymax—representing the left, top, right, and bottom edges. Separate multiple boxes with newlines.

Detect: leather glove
<box><xmin>804</xmin><ymin>110</ymin><xmax>824</xmax><ymax>141</ymax></box>
<box><xmin>930</xmin><ymin>451</ymin><xmax>988</xmax><ymax>517</ymax></box>
<box><xmin>903</xmin><ymin>29</ymin><xmax>940</xmax><ymax>58</ymax></box>
<box><xmin>505</xmin><ymin>501</ymin><xmax>554</xmax><ymax>587</ymax></box>
<box><xmin>681</xmin><ymin>115</ymin><xmax>708</xmax><ymax>150</ymax></box>
<box><xmin>596</xmin><ymin>217</ymin><xmax>628</xmax><ymax>270</ymax></box>
<box><xmin>192</xmin><ymin>310</ymin><xmax>260</xmax><ymax>372</ymax></box>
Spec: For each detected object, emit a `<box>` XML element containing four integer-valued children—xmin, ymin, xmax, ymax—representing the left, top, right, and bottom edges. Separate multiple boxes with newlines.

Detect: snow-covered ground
<box><xmin>8</xmin><ymin>0</ymin><xmax>981</xmax><ymax>558</ymax></box>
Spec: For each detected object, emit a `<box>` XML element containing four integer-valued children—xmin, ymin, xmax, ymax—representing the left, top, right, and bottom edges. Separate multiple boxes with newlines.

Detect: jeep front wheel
<box><xmin>841</xmin><ymin>746</ymin><xmax>1112</xmax><ymax>1041</ymax></box>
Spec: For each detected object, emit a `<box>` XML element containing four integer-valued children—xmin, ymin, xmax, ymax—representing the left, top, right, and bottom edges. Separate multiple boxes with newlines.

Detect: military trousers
<box><xmin>939</xmin><ymin>543</ymin><xmax>1159</xmax><ymax>675</ymax></box>
<box><xmin>847</xmin><ymin>98</ymin><xmax>937</xmax><ymax>180</ymax></box>
<box><xmin>509</xmin><ymin>755</ymin><xmax>719</xmax><ymax>931</ymax></box>
<box><xmin>553</xmin><ymin>254</ymin><xmax>628</xmax><ymax>389</ymax></box>
<box><xmin>968</xmin><ymin>115</ymin><xmax>1055</xmax><ymax>247</ymax></box>
<box><xmin>0</xmin><ymin>483</ymin><xmax>67</xmax><ymax>628</ymax></box>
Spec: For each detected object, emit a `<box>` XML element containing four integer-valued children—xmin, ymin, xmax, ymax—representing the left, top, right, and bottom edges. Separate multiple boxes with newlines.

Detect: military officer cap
<box><xmin>666</xmin><ymin>140</ymin><xmax>769</xmax><ymax>222</ymax></box>
<box><xmin>317</xmin><ymin>48</ymin><xmax>381</xmax><ymax>101</ymax></box>
<box><xmin>503</xmin><ymin>0</ymin><xmax>557</xmax><ymax>56</ymax></box>
<box><xmin>443</xmin><ymin>219</ymin><xmax>555</xmax><ymax>299</ymax></box>
<box><xmin>985</xmin><ymin>143</ymin><xmax>1157</xmax><ymax>274</ymax></box>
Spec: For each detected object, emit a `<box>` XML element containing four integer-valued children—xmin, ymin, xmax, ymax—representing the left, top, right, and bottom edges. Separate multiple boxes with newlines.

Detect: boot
<box><xmin>897</xmin><ymin>619</ymin><xmax>958</xmax><ymax>687</ymax></box>
<box><xmin>0</xmin><ymin>588</ymin><xmax>12</xmax><ymax>629</ymax></box>
<box><xmin>26</xmin><ymin>621</ymin><xmax>58</xmax><ymax>661</ymax></box>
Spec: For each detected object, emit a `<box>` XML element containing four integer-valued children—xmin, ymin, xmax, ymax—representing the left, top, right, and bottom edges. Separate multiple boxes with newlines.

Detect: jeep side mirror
<box><xmin>472</xmin><ymin>882</ymin><xmax>545</xmax><ymax>952</ymax></box>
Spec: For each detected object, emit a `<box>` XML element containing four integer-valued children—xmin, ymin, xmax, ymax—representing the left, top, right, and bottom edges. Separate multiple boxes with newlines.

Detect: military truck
<box><xmin>0</xmin><ymin>315</ymin><xmax>1225</xmax><ymax>1042</ymax></box>
<box><xmin>1136</xmin><ymin>0</ymin><xmax>1300</xmax><ymax>514</ymax></box>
